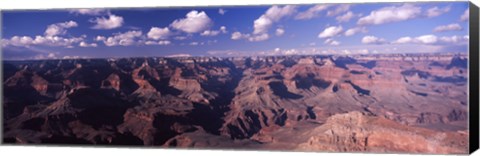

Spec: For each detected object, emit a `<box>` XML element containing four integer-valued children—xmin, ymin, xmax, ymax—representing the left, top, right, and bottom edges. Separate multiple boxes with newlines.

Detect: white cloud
<box><xmin>324</xmin><ymin>38</ymin><xmax>340</xmax><ymax>46</ymax></box>
<box><xmin>231</xmin><ymin>5</ymin><xmax>295</xmax><ymax>42</ymax></box>
<box><xmin>33</xmin><ymin>52</ymin><xmax>58</xmax><ymax>60</ymax></box>
<box><xmin>253</xmin><ymin>5</ymin><xmax>297</xmax><ymax>34</ymax></box>
<box><xmin>201</xmin><ymin>30</ymin><xmax>220</xmax><ymax>36</ymax></box>
<box><xmin>336</xmin><ymin>11</ymin><xmax>355</xmax><ymax>23</ymax></box>
<box><xmin>189</xmin><ymin>42</ymin><xmax>200</xmax><ymax>46</ymax></box>
<box><xmin>219</xmin><ymin>9</ymin><xmax>227</xmax><ymax>15</ymax></box>
<box><xmin>248</xmin><ymin>33</ymin><xmax>270</xmax><ymax>42</ymax></box>
<box><xmin>433</xmin><ymin>23</ymin><xmax>463</xmax><ymax>32</ymax></box>
<box><xmin>283</xmin><ymin>49</ymin><xmax>300</xmax><ymax>55</ymax></box>
<box><xmin>344</xmin><ymin>27</ymin><xmax>367</xmax><ymax>36</ymax></box>
<box><xmin>174</xmin><ymin>36</ymin><xmax>188</xmax><ymax>40</ymax></box>
<box><xmin>95</xmin><ymin>36</ymin><xmax>106</xmax><ymax>41</ymax></box>
<box><xmin>170</xmin><ymin>10</ymin><xmax>212</xmax><ymax>33</ymax></box>
<box><xmin>275</xmin><ymin>28</ymin><xmax>285</xmax><ymax>36</ymax></box>
<box><xmin>145</xmin><ymin>40</ymin><xmax>171</xmax><ymax>45</ymax></box>
<box><xmin>158</xmin><ymin>40</ymin><xmax>172</xmax><ymax>45</ymax></box>
<box><xmin>426</xmin><ymin>6</ymin><xmax>450</xmax><ymax>18</ymax></box>
<box><xmin>274</xmin><ymin>48</ymin><xmax>281</xmax><ymax>52</ymax></box>
<box><xmin>231</xmin><ymin>31</ymin><xmax>268</xmax><ymax>42</ymax></box>
<box><xmin>414</xmin><ymin>35</ymin><xmax>438</xmax><ymax>44</ymax></box>
<box><xmin>1</xmin><ymin>39</ymin><xmax>9</xmax><ymax>47</ymax></box>
<box><xmin>295</xmin><ymin>4</ymin><xmax>332</xmax><ymax>20</ymax></box>
<box><xmin>70</xmin><ymin>9</ymin><xmax>108</xmax><ymax>15</ymax></box>
<box><xmin>91</xmin><ymin>14</ymin><xmax>124</xmax><ymax>29</ymax></box>
<box><xmin>394</xmin><ymin>34</ymin><xmax>468</xmax><ymax>45</ymax></box>
<box><xmin>327</xmin><ymin>4</ymin><xmax>351</xmax><ymax>17</ymax></box>
<box><xmin>4</xmin><ymin>36</ymin><xmax>34</xmax><ymax>47</ymax></box>
<box><xmin>147</xmin><ymin>27</ymin><xmax>171</xmax><ymax>40</ymax></box>
<box><xmin>439</xmin><ymin>35</ymin><xmax>469</xmax><ymax>43</ymax></box>
<box><xmin>79</xmin><ymin>41</ymin><xmax>98</xmax><ymax>47</ymax></box>
<box><xmin>32</xmin><ymin>35</ymin><xmax>84</xmax><ymax>47</ymax></box>
<box><xmin>45</xmin><ymin>21</ymin><xmax>78</xmax><ymax>36</ymax></box>
<box><xmin>220</xmin><ymin>26</ymin><xmax>227</xmax><ymax>33</ymax></box>
<box><xmin>392</xmin><ymin>36</ymin><xmax>413</xmax><ymax>44</ymax></box>
<box><xmin>97</xmin><ymin>30</ymin><xmax>142</xmax><ymax>46</ymax></box>
<box><xmin>201</xmin><ymin>26</ymin><xmax>227</xmax><ymax>36</ymax></box>
<box><xmin>460</xmin><ymin>8</ymin><xmax>469</xmax><ymax>21</ymax></box>
<box><xmin>361</xmin><ymin>35</ymin><xmax>387</xmax><ymax>44</ymax></box>
<box><xmin>357</xmin><ymin>4</ymin><xmax>421</xmax><ymax>25</ymax></box>
<box><xmin>393</xmin><ymin>35</ymin><xmax>439</xmax><ymax>44</ymax></box>
<box><xmin>231</xmin><ymin>32</ymin><xmax>248</xmax><ymax>40</ymax></box>
<box><xmin>318</xmin><ymin>26</ymin><xmax>343</xmax><ymax>38</ymax></box>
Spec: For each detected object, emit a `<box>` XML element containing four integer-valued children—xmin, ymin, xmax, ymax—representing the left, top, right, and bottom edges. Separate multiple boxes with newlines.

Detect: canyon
<box><xmin>2</xmin><ymin>53</ymin><xmax>469</xmax><ymax>154</ymax></box>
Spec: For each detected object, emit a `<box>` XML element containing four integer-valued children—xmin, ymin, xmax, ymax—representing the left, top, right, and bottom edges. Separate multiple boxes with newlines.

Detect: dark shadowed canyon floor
<box><xmin>2</xmin><ymin>53</ymin><xmax>469</xmax><ymax>154</ymax></box>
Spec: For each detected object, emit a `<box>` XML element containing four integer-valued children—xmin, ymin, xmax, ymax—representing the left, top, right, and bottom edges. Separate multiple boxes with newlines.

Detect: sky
<box><xmin>0</xmin><ymin>2</ymin><xmax>471</xmax><ymax>60</ymax></box>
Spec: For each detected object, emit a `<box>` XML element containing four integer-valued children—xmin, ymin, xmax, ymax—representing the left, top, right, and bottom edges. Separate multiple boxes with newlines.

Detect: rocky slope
<box><xmin>2</xmin><ymin>53</ymin><xmax>469</xmax><ymax>154</ymax></box>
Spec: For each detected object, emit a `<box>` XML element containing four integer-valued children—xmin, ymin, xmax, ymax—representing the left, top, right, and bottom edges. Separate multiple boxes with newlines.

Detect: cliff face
<box><xmin>2</xmin><ymin>54</ymin><xmax>468</xmax><ymax>154</ymax></box>
<box><xmin>296</xmin><ymin>111</ymin><xmax>468</xmax><ymax>154</ymax></box>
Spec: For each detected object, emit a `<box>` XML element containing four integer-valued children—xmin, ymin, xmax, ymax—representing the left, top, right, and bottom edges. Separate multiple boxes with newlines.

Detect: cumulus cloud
<box><xmin>3</xmin><ymin>20</ymin><xmax>86</xmax><ymax>48</ymax></box>
<box><xmin>201</xmin><ymin>30</ymin><xmax>220</xmax><ymax>36</ymax></box>
<box><xmin>3</xmin><ymin>36</ymin><xmax>34</xmax><ymax>47</ymax></box>
<box><xmin>189</xmin><ymin>42</ymin><xmax>200</xmax><ymax>46</ymax></box>
<box><xmin>33</xmin><ymin>52</ymin><xmax>58</xmax><ymax>60</ymax></box>
<box><xmin>393</xmin><ymin>34</ymin><xmax>468</xmax><ymax>45</ymax></box>
<box><xmin>229</xmin><ymin>31</ymin><xmax>269</xmax><ymax>42</ymax></box>
<box><xmin>147</xmin><ymin>27</ymin><xmax>171</xmax><ymax>40</ymax></box>
<box><xmin>220</xmin><ymin>26</ymin><xmax>227</xmax><ymax>33</ymax></box>
<box><xmin>79</xmin><ymin>41</ymin><xmax>98</xmax><ymax>47</ymax></box>
<box><xmin>248</xmin><ymin>33</ymin><xmax>270</xmax><ymax>42</ymax></box>
<box><xmin>336</xmin><ymin>11</ymin><xmax>356</xmax><ymax>23</ymax></box>
<box><xmin>295</xmin><ymin>4</ymin><xmax>332</xmax><ymax>20</ymax></box>
<box><xmin>170</xmin><ymin>10</ymin><xmax>213</xmax><ymax>33</ymax></box>
<box><xmin>324</xmin><ymin>38</ymin><xmax>340</xmax><ymax>46</ymax></box>
<box><xmin>275</xmin><ymin>28</ymin><xmax>285</xmax><ymax>36</ymax></box>
<box><xmin>91</xmin><ymin>14</ymin><xmax>124</xmax><ymax>29</ymax></box>
<box><xmin>392</xmin><ymin>36</ymin><xmax>413</xmax><ymax>44</ymax></box>
<box><xmin>70</xmin><ymin>9</ymin><xmax>108</xmax><ymax>15</ymax></box>
<box><xmin>326</xmin><ymin>4</ymin><xmax>351</xmax><ymax>17</ymax></box>
<box><xmin>357</xmin><ymin>4</ymin><xmax>421</xmax><ymax>25</ymax></box>
<box><xmin>145</xmin><ymin>40</ymin><xmax>171</xmax><ymax>45</ymax></box>
<box><xmin>200</xmin><ymin>26</ymin><xmax>227</xmax><ymax>36</ymax></box>
<box><xmin>361</xmin><ymin>35</ymin><xmax>387</xmax><ymax>44</ymax></box>
<box><xmin>218</xmin><ymin>9</ymin><xmax>227</xmax><ymax>15</ymax></box>
<box><xmin>33</xmin><ymin>35</ymin><xmax>84</xmax><ymax>47</ymax></box>
<box><xmin>414</xmin><ymin>35</ymin><xmax>438</xmax><ymax>44</ymax></box>
<box><xmin>96</xmin><ymin>30</ymin><xmax>142</xmax><ymax>46</ymax></box>
<box><xmin>231</xmin><ymin>6</ymin><xmax>295</xmax><ymax>42</ymax></box>
<box><xmin>460</xmin><ymin>8</ymin><xmax>469</xmax><ymax>21</ymax></box>
<box><xmin>344</xmin><ymin>27</ymin><xmax>367</xmax><ymax>36</ymax></box>
<box><xmin>174</xmin><ymin>36</ymin><xmax>188</xmax><ymax>40</ymax></box>
<box><xmin>45</xmin><ymin>21</ymin><xmax>78</xmax><ymax>37</ymax></box>
<box><xmin>393</xmin><ymin>35</ymin><xmax>439</xmax><ymax>44</ymax></box>
<box><xmin>318</xmin><ymin>26</ymin><xmax>343</xmax><ymax>38</ymax></box>
<box><xmin>439</xmin><ymin>35</ymin><xmax>469</xmax><ymax>43</ymax></box>
<box><xmin>253</xmin><ymin>5</ymin><xmax>297</xmax><ymax>34</ymax></box>
<box><xmin>433</xmin><ymin>23</ymin><xmax>463</xmax><ymax>32</ymax></box>
<box><xmin>426</xmin><ymin>6</ymin><xmax>450</xmax><ymax>18</ymax></box>
<box><xmin>231</xmin><ymin>32</ymin><xmax>248</xmax><ymax>40</ymax></box>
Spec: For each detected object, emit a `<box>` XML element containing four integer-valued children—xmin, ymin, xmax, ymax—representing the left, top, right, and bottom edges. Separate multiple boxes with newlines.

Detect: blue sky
<box><xmin>1</xmin><ymin>2</ymin><xmax>470</xmax><ymax>60</ymax></box>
